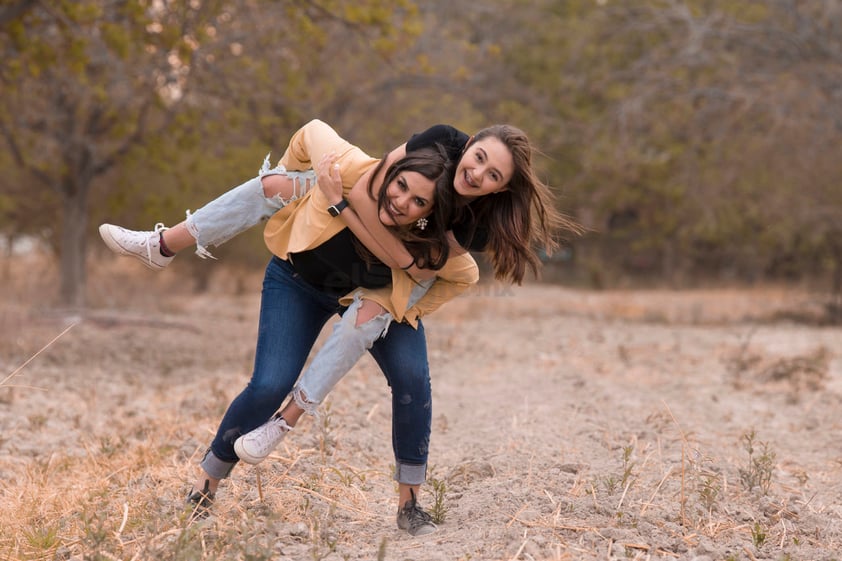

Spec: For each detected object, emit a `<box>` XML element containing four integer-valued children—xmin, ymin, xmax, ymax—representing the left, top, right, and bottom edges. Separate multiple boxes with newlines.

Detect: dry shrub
<box><xmin>726</xmin><ymin>343</ymin><xmax>830</xmax><ymax>402</ymax></box>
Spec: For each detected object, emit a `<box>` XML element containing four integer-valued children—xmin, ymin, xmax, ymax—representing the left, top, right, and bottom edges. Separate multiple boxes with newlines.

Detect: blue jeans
<box><xmin>368</xmin><ymin>318</ymin><xmax>431</xmax><ymax>485</ymax></box>
<box><xmin>202</xmin><ymin>256</ymin><xmax>432</xmax><ymax>485</ymax></box>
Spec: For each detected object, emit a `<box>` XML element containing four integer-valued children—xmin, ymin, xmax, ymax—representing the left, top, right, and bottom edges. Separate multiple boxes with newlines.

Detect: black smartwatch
<box><xmin>327</xmin><ymin>198</ymin><xmax>349</xmax><ymax>217</ymax></box>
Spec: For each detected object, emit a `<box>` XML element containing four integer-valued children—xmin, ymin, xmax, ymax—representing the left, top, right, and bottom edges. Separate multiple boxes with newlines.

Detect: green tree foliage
<box><xmin>494</xmin><ymin>1</ymin><xmax>841</xmax><ymax>299</ymax></box>
<box><xmin>2</xmin><ymin>0</ymin><xmax>841</xmax><ymax>310</ymax></box>
<box><xmin>94</xmin><ymin>0</ymin><xmax>426</xmax><ymax>284</ymax></box>
<box><xmin>0</xmin><ymin>0</ymin><xmax>230</xmax><ymax>305</ymax></box>
<box><xmin>0</xmin><ymin>0</ymin><xmax>422</xmax><ymax>305</ymax></box>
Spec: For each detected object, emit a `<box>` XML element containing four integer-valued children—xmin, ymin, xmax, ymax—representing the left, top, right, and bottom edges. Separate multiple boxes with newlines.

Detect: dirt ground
<box><xmin>2</xmin><ymin>255</ymin><xmax>842</xmax><ymax>560</ymax></box>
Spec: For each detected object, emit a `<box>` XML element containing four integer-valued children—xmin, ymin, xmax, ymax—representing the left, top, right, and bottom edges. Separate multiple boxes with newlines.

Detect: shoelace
<box><xmin>144</xmin><ymin>223</ymin><xmax>168</xmax><ymax>266</ymax></box>
<box><xmin>401</xmin><ymin>498</ymin><xmax>434</xmax><ymax>529</ymax></box>
<box><xmin>246</xmin><ymin>417</ymin><xmax>290</xmax><ymax>455</ymax></box>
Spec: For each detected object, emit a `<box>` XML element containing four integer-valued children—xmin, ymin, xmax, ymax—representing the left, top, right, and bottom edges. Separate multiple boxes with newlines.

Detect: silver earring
<box><xmin>415</xmin><ymin>217</ymin><xmax>428</xmax><ymax>230</ymax></box>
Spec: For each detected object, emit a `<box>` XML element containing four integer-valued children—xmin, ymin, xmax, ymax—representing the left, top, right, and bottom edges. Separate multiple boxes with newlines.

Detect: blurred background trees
<box><xmin>1</xmin><ymin>0</ymin><xmax>840</xmax><ymax>317</ymax></box>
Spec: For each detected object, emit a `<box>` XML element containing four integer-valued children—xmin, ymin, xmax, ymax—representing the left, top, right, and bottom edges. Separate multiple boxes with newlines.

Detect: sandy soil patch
<box><xmin>1</xmin><ymin>257</ymin><xmax>840</xmax><ymax>560</ymax></box>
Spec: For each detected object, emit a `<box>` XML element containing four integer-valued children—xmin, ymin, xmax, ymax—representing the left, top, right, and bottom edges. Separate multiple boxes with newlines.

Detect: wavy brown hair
<box><xmin>461</xmin><ymin>125</ymin><xmax>582</xmax><ymax>284</ymax></box>
<box><xmin>360</xmin><ymin>144</ymin><xmax>457</xmax><ymax>270</ymax></box>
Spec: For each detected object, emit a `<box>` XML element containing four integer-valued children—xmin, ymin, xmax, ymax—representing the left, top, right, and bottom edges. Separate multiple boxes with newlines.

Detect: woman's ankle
<box><xmin>194</xmin><ymin>475</ymin><xmax>220</xmax><ymax>494</ymax></box>
<box><xmin>398</xmin><ymin>484</ymin><xmax>420</xmax><ymax>507</ymax></box>
<box><xmin>281</xmin><ymin>402</ymin><xmax>306</xmax><ymax>427</ymax></box>
<box><xmin>161</xmin><ymin>222</ymin><xmax>195</xmax><ymax>254</ymax></box>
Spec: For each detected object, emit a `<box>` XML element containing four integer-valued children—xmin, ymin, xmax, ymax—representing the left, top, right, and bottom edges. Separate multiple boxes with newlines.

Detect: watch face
<box><xmin>328</xmin><ymin>199</ymin><xmax>346</xmax><ymax>217</ymax></box>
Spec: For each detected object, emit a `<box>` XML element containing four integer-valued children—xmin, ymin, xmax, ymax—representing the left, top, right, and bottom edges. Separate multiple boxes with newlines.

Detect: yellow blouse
<box><xmin>262</xmin><ymin>119</ymin><xmax>478</xmax><ymax>328</ymax></box>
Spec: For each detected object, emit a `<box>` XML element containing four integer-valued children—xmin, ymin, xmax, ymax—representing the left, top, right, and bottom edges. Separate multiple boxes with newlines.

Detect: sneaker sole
<box><xmin>98</xmin><ymin>224</ymin><xmax>167</xmax><ymax>271</ymax></box>
<box><xmin>233</xmin><ymin>436</ymin><xmax>269</xmax><ymax>465</ymax></box>
<box><xmin>397</xmin><ymin>522</ymin><xmax>437</xmax><ymax>537</ymax></box>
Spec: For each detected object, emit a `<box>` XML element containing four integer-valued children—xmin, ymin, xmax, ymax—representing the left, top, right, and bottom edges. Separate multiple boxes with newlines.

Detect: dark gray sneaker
<box><xmin>186</xmin><ymin>480</ymin><xmax>215</xmax><ymax>520</ymax></box>
<box><xmin>396</xmin><ymin>489</ymin><xmax>437</xmax><ymax>536</ymax></box>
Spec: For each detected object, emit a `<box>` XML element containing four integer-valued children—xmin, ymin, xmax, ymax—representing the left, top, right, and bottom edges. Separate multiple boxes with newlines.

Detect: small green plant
<box><xmin>318</xmin><ymin>401</ymin><xmax>337</xmax><ymax>455</ymax></box>
<box><xmin>697</xmin><ymin>473</ymin><xmax>721</xmax><ymax>512</ymax></box>
<box><xmin>739</xmin><ymin>430</ymin><xmax>776</xmax><ymax>494</ymax></box>
<box><xmin>600</xmin><ymin>447</ymin><xmax>637</xmax><ymax>496</ymax></box>
<box><xmin>167</xmin><ymin>523</ymin><xmax>205</xmax><ymax>560</ymax></box>
<box><xmin>621</xmin><ymin>444</ymin><xmax>636</xmax><ymax>488</ymax></box>
<box><xmin>429</xmin><ymin>477</ymin><xmax>448</xmax><ymax>524</ymax></box>
<box><xmin>751</xmin><ymin>521</ymin><xmax>766</xmax><ymax>548</ymax></box>
<box><xmin>24</xmin><ymin>524</ymin><xmax>60</xmax><ymax>551</ymax></box>
<box><xmin>99</xmin><ymin>435</ymin><xmax>124</xmax><ymax>456</ymax></box>
<box><xmin>377</xmin><ymin>537</ymin><xmax>388</xmax><ymax>561</ymax></box>
<box><xmin>300</xmin><ymin>495</ymin><xmax>312</xmax><ymax>516</ymax></box>
<box><xmin>309</xmin><ymin>510</ymin><xmax>339</xmax><ymax>561</ymax></box>
<box><xmin>329</xmin><ymin>465</ymin><xmax>366</xmax><ymax>487</ymax></box>
<box><xmin>302</xmin><ymin>473</ymin><xmax>322</xmax><ymax>492</ymax></box>
<box><xmin>601</xmin><ymin>474</ymin><xmax>620</xmax><ymax>494</ymax></box>
<box><xmin>80</xmin><ymin>508</ymin><xmax>113</xmax><ymax>554</ymax></box>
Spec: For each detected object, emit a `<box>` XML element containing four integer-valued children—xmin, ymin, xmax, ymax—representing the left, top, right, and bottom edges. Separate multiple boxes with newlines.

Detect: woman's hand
<box><xmin>316</xmin><ymin>153</ymin><xmax>344</xmax><ymax>205</ymax></box>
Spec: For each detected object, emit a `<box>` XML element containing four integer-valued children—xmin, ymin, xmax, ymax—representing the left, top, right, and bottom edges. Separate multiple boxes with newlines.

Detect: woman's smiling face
<box><xmin>378</xmin><ymin>171</ymin><xmax>435</xmax><ymax>226</ymax></box>
<box><xmin>452</xmin><ymin>137</ymin><xmax>515</xmax><ymax>198</ymax></box>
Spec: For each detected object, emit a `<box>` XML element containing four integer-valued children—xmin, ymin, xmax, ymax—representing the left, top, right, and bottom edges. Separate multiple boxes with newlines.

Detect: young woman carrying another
<box><xmin>179</xmin><ymin>120</ymin><xmax>476</xmax><ymax>536</ymax></box>
<box><xmin>100</xmin><ymin>120</ymin><xmax>580</xmax><ymax>535</ymax></box>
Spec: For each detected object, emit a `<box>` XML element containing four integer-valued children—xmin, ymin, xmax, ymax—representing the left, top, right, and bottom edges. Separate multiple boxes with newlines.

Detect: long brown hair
<box><xmin>361</xmin><ymin>144</ymin><xmax>457</xmax><ymax>270</ymax></box>
<box><xmin>462</xmin><ymin>125</ymin><xmax>582</xmax><ymax>284</ymax></box>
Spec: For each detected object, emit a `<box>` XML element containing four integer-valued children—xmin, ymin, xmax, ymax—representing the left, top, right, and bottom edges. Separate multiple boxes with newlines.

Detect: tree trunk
<box><xmin>2</xmin><ymin>232</ymin><xmax>12</xmax><ymax>282</ymax></box>
<box><xmin>832</xmin><ymin>245</ymin><xmax>842</xmax><ymax>325</ymax></box>
<box><xmin>59</xmin><ymin>181</ymin><xmax>89</xmax><ymax>309</ymax></box>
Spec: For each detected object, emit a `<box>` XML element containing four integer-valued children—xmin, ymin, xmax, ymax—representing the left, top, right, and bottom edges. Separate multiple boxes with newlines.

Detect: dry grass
<box><xmin>2</xmin><ymin>253</ymin><xmax>842</xmax><ymax>560</ymax></box>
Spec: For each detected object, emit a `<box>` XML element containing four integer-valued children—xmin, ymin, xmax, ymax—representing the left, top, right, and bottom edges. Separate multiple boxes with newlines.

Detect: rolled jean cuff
<box><xmin>394</xmin><ymin>461</ymin><xmax>426</xmax><ymax>485</ymax></box>
<box><xmin>200</xmin><ymin>448</ymin><xmax>237</xmax><ymax>480</ymax></box>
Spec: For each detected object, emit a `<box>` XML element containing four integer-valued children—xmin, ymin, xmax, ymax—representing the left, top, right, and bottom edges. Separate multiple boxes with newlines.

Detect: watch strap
<box><xmin>327</xmin><ymin>198</ymin><xmax>349</xmax><ymax>217</ymax></box>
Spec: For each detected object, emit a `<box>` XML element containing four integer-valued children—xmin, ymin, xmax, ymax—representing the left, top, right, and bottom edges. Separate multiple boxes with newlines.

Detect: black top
<box><xmin>291</xmin><ymin>125</ymin><xmax>489</xmax><ymax>296</ymax></box>
<box><xmin>406</xmin><ymin>124</ymin><xmax>489</xmax><ymax>252</ymax></box>
<box><xmin>406</xmin><ymin>124</ymin><xmax>470</xmax><ymax>163</ymax></box>
<box><xmin>290</xmin><ymin>229</ymin><xmax>391</xmax><ymax>298</ymax></box>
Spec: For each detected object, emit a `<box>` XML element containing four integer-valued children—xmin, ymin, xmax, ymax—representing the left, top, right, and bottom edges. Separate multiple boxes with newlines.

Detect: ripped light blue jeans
<box><xmin>184</xmin><ymin>155</ymin><xmax>316</xmax><ymax>259</ymax></box>
<box><xmin>293</xmin><ymin>280</ymin><xmax>432</xmax><ymax>414</ymax></box>
<box><xmin>292</xmin><ymin>292</ymin><xmax>392</xmax><ymax>410</ymax></box>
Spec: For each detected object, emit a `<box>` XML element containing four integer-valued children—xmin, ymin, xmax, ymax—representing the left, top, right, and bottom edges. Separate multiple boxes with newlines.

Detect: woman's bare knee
<box><xmin>261</xmin><ymin>174</ymin><xmax>296</xmax><ymax>199</ymax></box>
<box><xmin>355</xmin><ymin>299</ymin><xmax>387</xmax><ymax>327</ymax></box>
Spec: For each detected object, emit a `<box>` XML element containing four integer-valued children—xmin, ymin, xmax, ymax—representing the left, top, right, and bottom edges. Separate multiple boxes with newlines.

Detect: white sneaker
<box><xmin>98</xmin><ymin>223</ymin><xmax>174</xmax><ymax>271</ymax></box>
<box><xmin>234</xmin><ymin>414</ymin><xmax>292</xmax><ymax>465</ymax></box>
